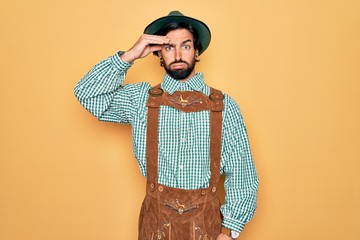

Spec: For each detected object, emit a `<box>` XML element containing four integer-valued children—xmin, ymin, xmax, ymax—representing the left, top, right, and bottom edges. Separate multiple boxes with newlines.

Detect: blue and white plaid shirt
<box><xmin>74</xmin><ymin>52</ymin><xmax>258</xmax><ymax>233</ymax></box>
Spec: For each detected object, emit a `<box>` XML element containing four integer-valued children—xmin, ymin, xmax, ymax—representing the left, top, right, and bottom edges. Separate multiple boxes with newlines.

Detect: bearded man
<box><xmin>74</xmin><ymin>10</ymin><xmax>258</xmax><ymax>240</ymax></box>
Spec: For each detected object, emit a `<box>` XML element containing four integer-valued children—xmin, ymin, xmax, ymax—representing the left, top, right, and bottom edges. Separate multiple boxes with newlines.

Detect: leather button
<box><xmin>158</xmin><ymin>186</ymin><xmax>163</xmax><ymax>192</ymax></box>
<box><xmin>211</xmin><ymin>187</ymin><xmax>217</xmax><ymax>193</ymax></box>
<box><xmin>201</xmin><ymin>190</ymin><xmax>207</xmax><ymax>195</ymax></box>
<box><xmin>209</xmin><ymin>92</ymin><xmax>224</xmax><ymax>101</ymax></box>
<box><xmin>149</xmin><ymin>87</ymin><xmax>164</xmax><ymax>96</ymax></box>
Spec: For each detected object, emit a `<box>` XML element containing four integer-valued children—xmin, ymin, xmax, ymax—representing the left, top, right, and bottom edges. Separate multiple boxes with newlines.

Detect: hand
<box><xmin>121</xmin><ymin>34</ymin><xmax>170</xmax><ymax>63</ymax></box>
<box><xmin>217</xmin><ymin>233</ymin><xmax>233</xmax><ymax>240</ymax></box>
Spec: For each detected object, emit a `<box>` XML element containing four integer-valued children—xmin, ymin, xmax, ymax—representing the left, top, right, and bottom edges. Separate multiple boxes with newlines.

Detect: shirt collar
<box><xmin>161</xmin><ymin>72</ymin><xmax>207</xmax><ymax>95</ymax></box>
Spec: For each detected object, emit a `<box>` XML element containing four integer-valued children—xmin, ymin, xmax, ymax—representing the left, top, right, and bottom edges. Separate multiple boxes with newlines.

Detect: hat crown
<box><xmin>168</xmin><ymin>10</ymin><xmax>184</xmax><ymax>16</ymax></box>
<box><xmin>144</xmin><ymin>10</ymin><xmax>211</xmax><ymax>55</ymax></box>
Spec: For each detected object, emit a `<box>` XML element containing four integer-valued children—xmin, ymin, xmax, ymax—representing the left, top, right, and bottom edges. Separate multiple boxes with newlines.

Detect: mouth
<box><xmin>170</xmin><ymin>62</ymin><xmax>188</xmax><ymax>70</ymax></box>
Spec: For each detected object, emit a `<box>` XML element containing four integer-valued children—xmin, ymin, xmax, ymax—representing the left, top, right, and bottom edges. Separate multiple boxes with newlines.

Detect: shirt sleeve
<box><xmin>74</xmin><ymin>52</ymin><xmax>150</xmax><ymax>124</ymax></box>
<box><xmin>220</xmin><ymin>95</ymin><xmax>259</xmax><ymax>233</ymax></box>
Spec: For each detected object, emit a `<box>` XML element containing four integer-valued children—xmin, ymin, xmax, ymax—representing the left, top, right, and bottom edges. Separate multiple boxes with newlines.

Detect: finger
<box><xmin>141</xmin><ymin>35</ymin><xmax>170</xmax><ymax>45</ymax></box>
<box><xmin>143</xmin><ymin>34</ymin><xmax>169</xmax><ymax>41</ymax></box>
<box><xmin>149</xmin><ymin>45</ymin><xmax>163</xmax><ymax>52</ymax></box>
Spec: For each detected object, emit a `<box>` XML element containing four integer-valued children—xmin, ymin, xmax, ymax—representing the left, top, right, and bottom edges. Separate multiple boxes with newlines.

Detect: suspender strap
<box><xmin>146</xmin><ymin>85</ymin><xmax>163</xmax><ymax>189</ymax></box>
<box><xmin>208</xmin><ymin>87</ymin><xmax>224</xmax><ymax>190</ymax></box>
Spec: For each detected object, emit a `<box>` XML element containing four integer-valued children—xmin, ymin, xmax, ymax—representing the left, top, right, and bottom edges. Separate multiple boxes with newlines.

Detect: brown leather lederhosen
<box><xmin>138</xmin><ymin>85</ymin><xmax>224</xmax><ymax>240</ymax></box>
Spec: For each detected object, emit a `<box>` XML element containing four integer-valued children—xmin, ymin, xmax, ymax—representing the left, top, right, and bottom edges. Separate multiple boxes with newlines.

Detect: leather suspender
<box><xmin>146</xmin><ymin>85</ymin><xmax>224</xmax><ymax>190</ymax></box>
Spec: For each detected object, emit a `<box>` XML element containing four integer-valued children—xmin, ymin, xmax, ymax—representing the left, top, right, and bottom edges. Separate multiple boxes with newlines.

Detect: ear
<box><xmin>195</xmin><ymin>49</ymin><xmax>199</xmax><ymax>57</ymax></box>
<box><xmin>157</xmin><ymin>51</ymin><xmax>163</xmax><ymax>58</ymax></box>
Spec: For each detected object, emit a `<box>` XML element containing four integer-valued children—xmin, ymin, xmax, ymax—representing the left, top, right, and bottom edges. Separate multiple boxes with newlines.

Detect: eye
<box><xmin>183</xmin><ymin>45</ymin><xmax>191</xmax><ymax>50</ymax></box>
<box><xmin>164</xmin><ymin>45</ymin><xmax>173</xmax><ymax>51</ymax></box>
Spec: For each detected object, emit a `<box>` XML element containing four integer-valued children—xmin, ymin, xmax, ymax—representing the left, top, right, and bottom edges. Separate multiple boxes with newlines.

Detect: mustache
<box><xmin>170</xmin><ymin>59</ymin><xmax>189</xmax><ymax>66</ymax></box>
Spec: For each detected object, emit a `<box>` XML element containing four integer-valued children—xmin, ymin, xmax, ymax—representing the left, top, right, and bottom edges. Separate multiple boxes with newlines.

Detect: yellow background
<box><xmin>1</xmin><ymin>0</ymin><xmax>359</xmax><ymax>239</ymax></box>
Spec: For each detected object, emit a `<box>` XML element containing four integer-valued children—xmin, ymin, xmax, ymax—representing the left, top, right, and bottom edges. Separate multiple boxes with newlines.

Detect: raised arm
<box><xmin>74</xmin><ymin>34</ymin><xmax>170</xmax><ymax>124</ymax></box>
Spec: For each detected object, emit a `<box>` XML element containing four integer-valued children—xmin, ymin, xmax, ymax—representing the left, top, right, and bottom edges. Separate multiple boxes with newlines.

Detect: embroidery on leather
<box><xmin>164</xmin><ymin>199</ymin><xmax>198</xmax><ymax>215</ymax></box>
<box><xmin>193</xmin><ymin>222</ymin><xmax>212</xmax><ymax>240</ymax></box>
<box><xmin>152</xmin><ymin>222</ymin><xmax>171</xmax><ymax>240</ymax></box>
<box><xmin>166</xmin><ymin>94</ymin><xmax>203</xmax><ymax>108</ymax></box>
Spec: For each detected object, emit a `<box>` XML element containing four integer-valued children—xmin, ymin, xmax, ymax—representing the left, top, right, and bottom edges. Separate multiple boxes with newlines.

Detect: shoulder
<box><xmin>208</xmin><ymin>86</ymin><xmax>242</xmax><ymax>113</ymax></box>
<box><xmin>120</xmin><ymin>81</ymin><xmax>152</xmax><ymax>93</ymax></box>
<box><xmin>219</xmin><ymin>90</ymin><xmax>245</xmax><ymax>125</ymax></box>
<box><xmin>115</xmin><ymin>82</ymin><xmax>153</xmax><ymax>106</ymax></box>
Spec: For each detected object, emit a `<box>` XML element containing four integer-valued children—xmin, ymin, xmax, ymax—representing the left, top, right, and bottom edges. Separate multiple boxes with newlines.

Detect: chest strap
<box><xmin>146</xmin><ymin>84</ymin><xmax>224</xmax><ymax>191</ymax></box>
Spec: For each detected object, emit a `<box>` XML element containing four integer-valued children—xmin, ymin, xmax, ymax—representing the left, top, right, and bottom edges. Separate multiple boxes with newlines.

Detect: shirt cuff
<box><xmin>222</xmin><ymin>216</ymin><xmax>245</xmax><ymax>234</ymax></box>
<box><xmin>111</xmin><ymin>51</ymin><xmax>133</xmax><ymax>70</ymax></box>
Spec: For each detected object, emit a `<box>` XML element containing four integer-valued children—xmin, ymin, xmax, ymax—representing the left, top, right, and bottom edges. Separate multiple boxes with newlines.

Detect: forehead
<box><xmin>165</xmin><ymin>28</ymin><xmax>194</xmax><ymax>43</ymax></box>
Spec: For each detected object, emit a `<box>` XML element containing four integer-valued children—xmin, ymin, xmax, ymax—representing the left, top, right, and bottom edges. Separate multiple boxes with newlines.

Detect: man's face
<box><xmin>159</xmin><ymin>28</ymin><xmax>198</xmax><ymax>81</ymax></box>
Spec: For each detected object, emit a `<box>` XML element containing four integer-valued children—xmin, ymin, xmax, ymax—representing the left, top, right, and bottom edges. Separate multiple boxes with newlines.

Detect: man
<box><xmin>75</xmin><ymin>10</ymin><xmax>258</xmax><ymax>240</ymax></box>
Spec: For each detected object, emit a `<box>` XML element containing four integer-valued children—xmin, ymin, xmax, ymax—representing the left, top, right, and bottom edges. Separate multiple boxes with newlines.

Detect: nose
<box><xmin>174</xmin><ymin>47</ymin><xmax>182</xmax><ymax>61</ymax></box>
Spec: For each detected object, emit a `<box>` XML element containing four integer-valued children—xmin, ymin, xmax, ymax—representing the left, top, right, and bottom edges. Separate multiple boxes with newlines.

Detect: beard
<box><xmin>163</xmin><ymin>58</ymin><xmax>196</xmax><ymax>80</ymax></box>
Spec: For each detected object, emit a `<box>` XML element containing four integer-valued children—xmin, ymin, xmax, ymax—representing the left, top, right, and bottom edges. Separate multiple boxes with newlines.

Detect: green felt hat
<box><xmin>144</xmin><ymin>10</ymin><xmax>211</xmax><ymax>55</ymax></box>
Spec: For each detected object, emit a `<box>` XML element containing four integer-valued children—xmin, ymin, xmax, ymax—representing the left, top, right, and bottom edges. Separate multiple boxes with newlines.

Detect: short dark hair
<box><xmin>153</xmin><ymin>21</ymin><xmax>201</xmax><ymax>56</ymax></box>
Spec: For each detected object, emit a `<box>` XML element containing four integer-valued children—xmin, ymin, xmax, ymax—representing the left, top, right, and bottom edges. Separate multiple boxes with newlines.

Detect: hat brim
<box><xmin>144</xmin><ymin>15</ymin><xmax>211</xmax><ymax>56</ymax></box>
